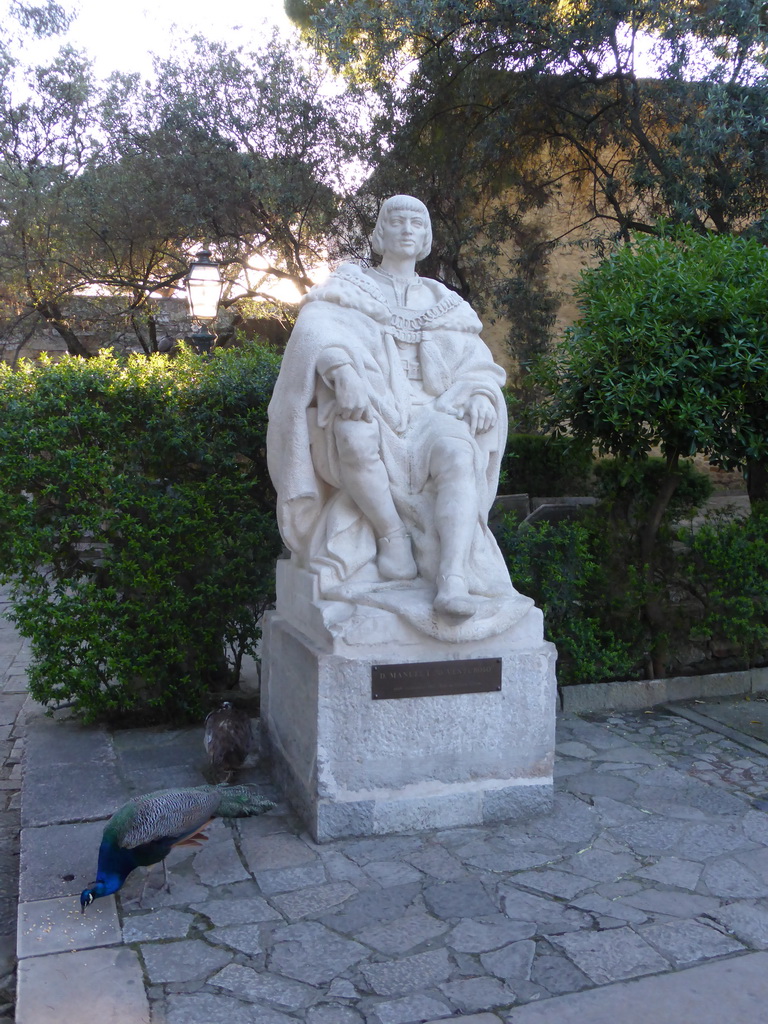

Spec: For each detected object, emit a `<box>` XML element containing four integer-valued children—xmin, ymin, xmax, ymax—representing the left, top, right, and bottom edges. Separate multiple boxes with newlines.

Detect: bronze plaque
<box><xmin>372</xmin><ymin>657</ymin><xmax>502</xmax><ymax>700</ymax></box>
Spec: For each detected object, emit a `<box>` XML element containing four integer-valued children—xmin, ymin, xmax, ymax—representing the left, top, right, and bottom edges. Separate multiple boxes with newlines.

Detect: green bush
<box><xmin>0</xmin><ymin>343</ymin><xmax>282</xmax><ymax>724</ymax></box>
<box><xmin>498</xmin><ymin>514</ymin><xmax>640</xmax><ymax>686</ymax></box>
<box><xmin>499</xmin><ymin>433</ymin><xmax>594</xmax><ymax>496</ymax></box>
<box><xmin>681</xmin><ymin>508</ymin><xmax>768</xmax><ymax>666</ymax></box>
<box><xmin>537</xmin><ymin>228</ymin><xmax>768</xmax><ymax>471</ymax></box>
<box><xmin>584</xmin><ymin>458</ymin><xmax>714</xmax><ymax>676</ymax></box>
<box><xmin>499</xmin><ymin>473</ymin><xmax>767</xmax><ymax>683</ymax></box>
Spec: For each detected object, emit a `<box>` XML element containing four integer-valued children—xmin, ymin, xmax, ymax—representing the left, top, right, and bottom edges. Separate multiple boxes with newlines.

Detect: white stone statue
<box><xmin>267</xmin><ymin>195</ymin><xmax>527</xmax><ymax>640</ymax></box>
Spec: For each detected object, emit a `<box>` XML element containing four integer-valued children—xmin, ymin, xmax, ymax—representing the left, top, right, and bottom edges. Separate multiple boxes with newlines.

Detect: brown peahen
<box><xmin>80</xmin><ymin>784</ymin><xmax>274</xmax><ymax>911</ymax></box>
<box><xmin>204</xmin><ymin>701</ymin><xmax>254</xmax><ymax>782</ymax></box>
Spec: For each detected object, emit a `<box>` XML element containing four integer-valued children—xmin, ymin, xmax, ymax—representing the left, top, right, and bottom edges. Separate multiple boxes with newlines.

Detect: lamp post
<box><xmin>185</xmin><ymin>249</ymin><xmax>223</xmax><ymax>355</ymax></box>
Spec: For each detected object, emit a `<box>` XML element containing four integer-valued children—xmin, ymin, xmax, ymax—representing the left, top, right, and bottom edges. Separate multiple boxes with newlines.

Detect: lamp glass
<box><xmin>187</xmin><ymin>251</ymin><xmax>223</xmax><ymax>321</ymax></box>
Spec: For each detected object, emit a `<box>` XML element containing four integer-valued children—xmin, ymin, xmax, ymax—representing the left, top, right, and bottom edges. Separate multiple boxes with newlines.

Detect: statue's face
<box><xmin>379</xmin><ymin>207</ymin><xmax>429</xmax><ymax>260</ymax></box>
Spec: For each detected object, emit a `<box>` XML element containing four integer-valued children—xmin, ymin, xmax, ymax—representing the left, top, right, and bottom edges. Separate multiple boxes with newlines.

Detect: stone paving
<box><xmin>4</xmin><ymin>582</ymin><xmax>768</xmax><ymax>1022</ymax></box>
<box><xmin>0</xmin><ymin>586</ymin><xmax>26</xmax><ymax>1021</ymax></box>
<box><xmin>675</xmin><ymin>692</ymin><xmax>768</xmax><ymax>748</ymax></box>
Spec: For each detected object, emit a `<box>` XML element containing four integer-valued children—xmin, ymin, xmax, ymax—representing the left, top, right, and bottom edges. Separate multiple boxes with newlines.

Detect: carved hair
<box><xmin>371</xmin><ymin>195</ymin><xmax>433</xmax><ymax>261</ymax></box>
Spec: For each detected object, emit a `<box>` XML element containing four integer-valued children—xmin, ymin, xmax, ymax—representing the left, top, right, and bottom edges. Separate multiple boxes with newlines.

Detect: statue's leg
<box><xmin>429</xmin><ymin>437</ymin><xmax>478</xmax><ymax>617</ymax></box>
<box><xmin>334</xmin><ymin>418</ymin><xmax>417</xmax><ymax>580</ymax></box>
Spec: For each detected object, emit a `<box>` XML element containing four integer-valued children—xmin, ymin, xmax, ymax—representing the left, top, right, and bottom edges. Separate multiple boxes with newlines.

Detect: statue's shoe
<box><xmin>377</xmin><ymin>529</ymin><xmax>418</xmax><ymax>580</ymax></box>
<box><xmin>434</xmin><ymin>574</ymin><xmax>475</xmax><ymax>619</ymax></box>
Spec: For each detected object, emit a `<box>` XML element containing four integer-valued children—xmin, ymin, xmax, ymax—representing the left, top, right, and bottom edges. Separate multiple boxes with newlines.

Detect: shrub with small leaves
<box><xmin>498</xmin><ymin>515</ymin><xmax>640</xmax><ymax>686</ymax></box>
<box><xmin>0</xmin><ymin>343</ymin><xmax>282</xmax><ymax>724</ymax></box>
<box><xmin>534</xmin><ymin>227</ymin><xmax>768</xmax><ymax>504</ymax></box>
<box><xmin>681</xmin><ymin>507</ymin><xmax>768</xmax><ymax>666</ymax></box>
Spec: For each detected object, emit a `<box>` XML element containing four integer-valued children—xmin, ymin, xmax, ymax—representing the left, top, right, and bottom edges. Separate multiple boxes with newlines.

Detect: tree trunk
<box><xmin>746</xmin><ymin>457</ymin><xmax>768</xmax><ymax>508</ymax></box>
<box><xmin>36</xmin><ymin>301</ymin><xmax>92</xmax><ymax>358</ymax></box>
<box><xmin>639</xmin><ymin>465</ymin><xmax>681</xmax><ymax>567</ymax></box>
<box><xmin>129</xmin><ymin>312</ymin><xmax>154</xmax><ymax>354</ymax></box>
<box><xmin>639</xmin><ymin>462</ymin><xmax>681</xmax><ymax>678</ymax></box>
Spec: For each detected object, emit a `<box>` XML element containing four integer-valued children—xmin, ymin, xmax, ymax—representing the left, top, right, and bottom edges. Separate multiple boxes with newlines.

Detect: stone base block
<box><xmin>261</xmin><ymin>583</ymin><xmax>557</xmax><ymax>841</ymax></box>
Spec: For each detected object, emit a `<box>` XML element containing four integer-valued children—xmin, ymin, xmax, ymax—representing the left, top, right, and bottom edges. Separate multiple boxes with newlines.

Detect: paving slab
<box><xmin>637</xmin><ymin>918</ymin><xmax>745</xmax><ymax>965</ymax></box>
<box><xmin>361</xmin><ymin>948</ymin><xmax>453</xmax><ymax>996</ymax></box>
<box><xmin>111</xmin><ymin>725</ymin><xmax>206</xmax><ymax>770</ymax></box>
<box><xmin>551</xmin><ymin>925</ymin><xmax>670</xmax><ymax>984</ymax></box>
<box><xmin>140</xmin><ymin>937</ymin><xmax>232</xmax><ymax>983</ymax></box>
<box><xmin>21</xmin><ymin>761</ymin><xmax>129</xmax><ymax>827</ymax></box>
<box><xmin>710</xmin><ymin>901</ymin><xmax>768</xmax><ymax>949</ymax></box>
<box><xmin>121</xmin><ymin>907</ymin><xmax>194</xmax><ymax>942</ymax></box>
<box><xmin>189</xmin><ymin>894</ymin><xmax>281</xmax><ymax>926</ymax></box>
<box><xmin>664</xmin><ymin>704</ymin><xmax>768</xmax><ymax>758</ymax></box>
<box><xmin>1</xmin><ymin>675</ymin><xmax>28</xmax><ymax>695</ymax></box>
<box><xmin>674</xmin><ymin>693</ymin><xmax>768</xmax><ymax>745</ymax></box>
<box><xmin>17</xmin><ymin>894</ymin><xmax>120</xmax><ymax>957</ymax></box>
<box><xmin>19</xmin><ymin>819</ymin><xmax>105</xmax><ymax>901</ymax></box>
<box><xmin>504</xmin><ymin>951</ymin><xmax>768</xmax><ymax>1023</ymax></box>
<box><xmin>438</xmin><ymin>976</ymin><xmax>517</xmax><ymax>1013</ymax></box>
<box><xmin>23</xmin><ymin>715</ymin><xmax>114</xmax><ymax>767</ymax></box>
<box><xmin>371</xmin><ymin>992</ymin><xmax>453</xmax><ymax>1024</ymax></box>
<box><xmin>210</xmin><ymin>963</ymin><xmax>319</xmax><ymax>1009</ymax></box>
<box><xmin>16</xmin><ymin>946</ymin><xmax>150</xmax><ymax>1024</ymax></box>
<box><xmin>164</xmin><ymin>992</ymin><xmax>295</xmax><ymax>1024</ymax></box>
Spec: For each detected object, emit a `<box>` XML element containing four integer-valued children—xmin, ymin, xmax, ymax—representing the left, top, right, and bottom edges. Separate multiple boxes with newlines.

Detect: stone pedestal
<box><xmin>261</xmin><ymin>560</ymin><xmax>557</xmax><ymax>841</ymax></box>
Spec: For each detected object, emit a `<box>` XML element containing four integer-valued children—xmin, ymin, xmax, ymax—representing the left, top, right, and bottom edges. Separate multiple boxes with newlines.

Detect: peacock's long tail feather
<box><xmin>213</xmin><ymin>784</ymin><xmax>275</xmax><ymax>817</ymax></box>
<box><xmin>107</xmin><ymin>784</ymin><xmax>275</xmax><ymax>851</ymax></box>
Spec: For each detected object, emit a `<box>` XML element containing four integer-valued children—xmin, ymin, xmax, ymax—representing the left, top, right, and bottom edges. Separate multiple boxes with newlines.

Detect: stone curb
<box><xmin>664</xmin><ymin>704</ymin><xmax>768</xmax><ymax>758</ymax></box>
<box><xmin>560</xmin><ymin>666</ymin><xmax>768</xmax><ymax>714</ymax></box>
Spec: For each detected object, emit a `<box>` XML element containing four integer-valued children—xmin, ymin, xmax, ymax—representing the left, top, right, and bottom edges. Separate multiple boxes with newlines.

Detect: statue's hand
<box><xmin>459</xmin><ymin>394</ymin><xmax>497</xmax><ymax>435</ymax></box>
<box><xmin>332</xmin><ymin>364</ymin><xmax>372</xmax><ymax>422</ymax></box>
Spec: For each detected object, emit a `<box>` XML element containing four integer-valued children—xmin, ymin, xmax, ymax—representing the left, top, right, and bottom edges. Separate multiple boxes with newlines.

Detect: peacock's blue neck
<box><xmin>96</xmin><ymin>837</ymin><xmax>139</xmax><ymax>893</ymax></box>
<box><xmin>91</xmin><ymin>873</ymin><xmax>122</xmax><ymax>897</ymax></box>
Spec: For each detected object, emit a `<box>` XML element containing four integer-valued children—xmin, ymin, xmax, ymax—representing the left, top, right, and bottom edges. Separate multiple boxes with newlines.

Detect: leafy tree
<box><xmin>290</xmin><ymin>1</ymin><xmax>768</xmax><ymax>371</ymax></box>
<box><xmin>533</xmin><ymin>228</ymin><xmax>768</xmax><ymax>668</ymax></box>
<box><xmin>0</xmin><ymin>26</ymin><xmax>361</xmax><ymax>358</ymax></box>
<box><xmin>1</xmin><ymin>1</ymin><xmax>70</xmax><ymax>56</ymax></box>
<box><xmin>0</xmin><ymin>25</ymin><xmax>197</xmax><ymax>359</ymax></box>
<box><xmin>542</xmin><ymin>228</ymin><xmax>768</xmax><ymax>501</ymax></box>
<box><xmin>0</xmin><ymin>28</ymin><xmax>101</xmax><ymax>358</ymax></box>
<box><xmin>101</xmin><ymin>33</ymin><xmax>363</xmax><ymax>304</ymax></box>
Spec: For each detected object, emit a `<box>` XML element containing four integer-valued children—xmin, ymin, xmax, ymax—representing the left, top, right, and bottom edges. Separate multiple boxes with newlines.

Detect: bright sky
<box><xmin>18</xmin><ymin>0</ymin><xmax>296</xmax><ymax>79</ymax></box>
<box><xmin>2</xmin><ymin>0</ymin><xmax>332</xmax><ymax>304</ymax></box>
<box><xmin>10</xmin><ymin>1</ymin><xmax>723</xmax><ymax>84</ymax></box>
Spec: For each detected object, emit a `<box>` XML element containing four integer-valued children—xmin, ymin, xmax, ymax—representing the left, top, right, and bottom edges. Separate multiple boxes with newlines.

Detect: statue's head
<box><xmin>371</xmin><ymin>195</ymin><xmax>432</xmax><ymax>262</ymax></box>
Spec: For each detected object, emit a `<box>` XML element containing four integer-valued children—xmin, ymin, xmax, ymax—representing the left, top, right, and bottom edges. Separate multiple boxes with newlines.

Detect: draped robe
<box><xmin>267</xmin><ymin>263</ymin><xmax>521</xmax><ymax>635</ymax></box>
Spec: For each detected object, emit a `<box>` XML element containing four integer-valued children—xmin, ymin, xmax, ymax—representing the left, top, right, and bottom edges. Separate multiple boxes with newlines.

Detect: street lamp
<box><xmin>186</xmin><ymin>249</ymin><xmax>223</xmax><ymax>354</ymax></box>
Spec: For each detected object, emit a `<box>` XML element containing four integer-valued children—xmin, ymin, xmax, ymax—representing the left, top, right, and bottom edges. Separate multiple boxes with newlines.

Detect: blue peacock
<box><xmin>80</xmin><ymin>784</ymin><xmax>274</xmax><ymax>911</ymax></box>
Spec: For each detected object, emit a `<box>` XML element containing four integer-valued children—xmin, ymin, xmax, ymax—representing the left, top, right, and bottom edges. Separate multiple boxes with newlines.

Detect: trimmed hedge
<box><xmin>0</xmin><ymin>344</ymin><xmax>282</xmax><ymax>724</ymax></box>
